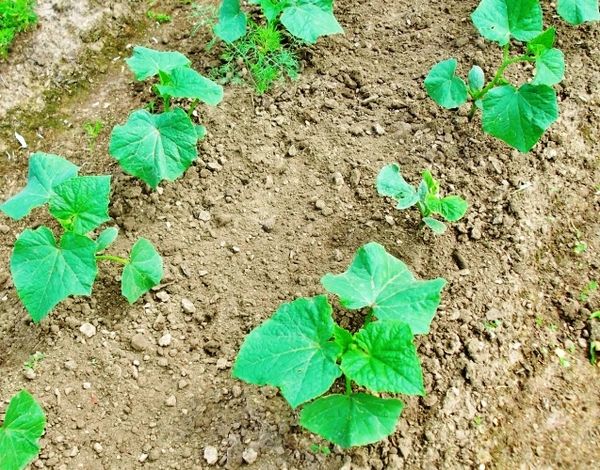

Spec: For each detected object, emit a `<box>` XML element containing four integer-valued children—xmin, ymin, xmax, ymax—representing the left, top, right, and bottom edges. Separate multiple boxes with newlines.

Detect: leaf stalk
<box><xmin>96</xmin><ymin>254</ymin><xmax>130</xmax><ymax>265</ymax></box>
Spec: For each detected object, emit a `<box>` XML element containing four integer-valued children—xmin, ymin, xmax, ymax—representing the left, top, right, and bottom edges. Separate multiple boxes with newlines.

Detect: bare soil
<box><xmin>0</xmin><ymin>1</ymin><xmax>599</xmax><ymax>469</ymax></box>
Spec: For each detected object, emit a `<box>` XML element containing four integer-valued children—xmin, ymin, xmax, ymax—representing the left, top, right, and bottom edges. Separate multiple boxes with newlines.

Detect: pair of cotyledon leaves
<box><xmin>233</xmin><ymin>242</ymin><xmax>446</xmax><ymax>447</ymax></box>
<box><xmin>424</xmin><ymin>0</ymin><xmax>580</xmax><ymax>152</ymax></box>
<box><xmin>214</xmin><ymin>0</ymin><xmax>343</xmax><ymax>44</ymax></box>
<box><xmin>0</xmin><ymin>390</ymin><xmax>46</xmax><ymax>470</ymax></box>
<box><xmin>377</xmin><ymin>164</ymin><xmax>468</xmax><ymax>234</ymax></box>
<box><xmin>109</xmin><ymin>47</ymin><xmax>223</xmax><ymax>189</ymax></box>
<box><xmin>0</xmin><ymin>153</ymin><xmax>163</xmax><ymax>322</ymax></box>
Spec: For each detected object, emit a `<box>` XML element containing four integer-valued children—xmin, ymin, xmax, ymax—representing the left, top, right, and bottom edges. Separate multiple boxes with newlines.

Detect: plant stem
<box><xmin>187</xmin><ymin>99</ymin><xmax>199</xmax><ymax>117</ymax></box>
<box><xmin>163</xmin><ymin>95</ymin><xmax>171</xmax><ymax>112</ymax></box>
<box><xmin>468</xmin><ymin>43</ymin><xmax>536</xmax><ymax>121</ymax></box>
<box><xmin>96</xmin><ymin>254</ymin><xmax>129</xmax><ymax>265</ymax></box>
<box><xmin>364</xmin><ymin>308</ymin><xmax>374</xmax><ymax>327</ymax></box>
<box><xmin>345</xmin><ymin>375</ymin><xmax>352</xmax><ymax>395</ymax></box>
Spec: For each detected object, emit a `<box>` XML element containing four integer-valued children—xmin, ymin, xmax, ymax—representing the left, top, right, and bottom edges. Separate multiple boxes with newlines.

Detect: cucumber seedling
<box><xmin>425</xmin><ymin>0</ymin><xmax>567</xmax><ymax>152</ymax></box>
<box><xmin>377</xmin><ymin>164</ymin><xmax>468</xmax><ymax>234</ymax></box>
<box><xmin>209</xmin><ymin>0</ymin><xmax>343</xmax><ymax>94</ymax></box>
<box><xmin>233</xmin><ymin>242</ymin><xmax>446</xmax><ymax>448</ymax></box>
<box><xmin>0</xmin><ymin>152</ymin><xmax>163</xmax><ymax>322</ymax></box>
<box><xmin>109</xmin><ymin>46</ymin><xmax>224</xmax><ymax>189</ymax></box>
<box><xmin>0</xmin><ymin>390</ymin><xmax>46</xmax><ymax>470</ymax></box>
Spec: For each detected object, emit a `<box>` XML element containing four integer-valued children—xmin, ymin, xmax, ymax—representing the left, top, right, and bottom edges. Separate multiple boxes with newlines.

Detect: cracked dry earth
<box><xmin>0</xmin><ymin>0</ymin><xmax>599</xmax><ymax>469</ymax></box>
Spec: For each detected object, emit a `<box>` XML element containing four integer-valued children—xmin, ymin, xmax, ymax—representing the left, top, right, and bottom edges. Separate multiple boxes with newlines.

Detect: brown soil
<box><xmin>1</xmin><ymin>0</ymin><xmax>599</xmax><ymax>469</ymax></box>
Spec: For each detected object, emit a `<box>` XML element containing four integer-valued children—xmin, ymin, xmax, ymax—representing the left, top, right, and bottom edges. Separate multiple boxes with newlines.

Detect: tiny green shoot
<box><xmin>579</xmin><ymin>280</ymin><xmax>598</xmax><ymax>302</ymax></box>
<box><xmin>84</xmin><ymin>120</ymin><xmax>104</xmax><ymax>151</ymax></box>
<box><xmin>0</xmin><ymin>152</ymin><xmax>164</xmax><ymax>322</ymax></box>
<box><xmin>0</xmin><ymin>390</ymin><xmax>46</xmax><ymax>470</ymax></box>
<box><xmin>309</xmin><ymin>443</ymin><xmax>331</xmax><ymax>455</ymax></box>
<box><xmin>23</xmin><ymin>352</ymin><xmax>44</xmax><ymax>371</ymax></box>
<box><xmin>574</xmin><ymin>241</ymin><xmax>588</xmax><ymax>254</ymax></box>
<box><xmin>147</xmin><ymin>10</ymin><xmax>172</xmax><ymax>23</ymax></box>
<box><xmin>484</xmin><ymin>319</ymin><xmax>502</xmax><ymax>330</ymax></box>
<box><xmin>233</xmin><ymin>242</ymin><xmax>446</xmax><ymax>448</ymax></box>
<box><xmin>377</xmin><ymin>163</ymin><xmax>468</xmax><ymax>234</ymax></box>
<box><xmin>425</xmin><ymin>0</ymin><xmax>565</xmax><ymax>152</ymax></box>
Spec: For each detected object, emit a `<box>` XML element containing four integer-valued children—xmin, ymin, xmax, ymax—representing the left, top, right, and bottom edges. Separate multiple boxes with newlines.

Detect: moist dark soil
<box><xmin>1</xmin><ymin>1</ymin><xmax>599</xmax><ymax>469</ymax></box>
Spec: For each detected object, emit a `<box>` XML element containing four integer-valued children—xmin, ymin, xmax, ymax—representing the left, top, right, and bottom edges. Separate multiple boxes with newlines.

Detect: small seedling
<box><xmin>0</xmin><ymin>152</ymin><xmax>164</xmax><ymax>322</ymax></box>
<box><xmin>574</xmin><ymin>241</ymin><xmax>588</xmax><ymax>254</ymax></box>
<box><xmin>23</xmin><ymin>352</ymin><xmax>44</xmax><ymax>371</ymax></box>
<box><xmin>147</xmin><ymin>10</ymin><xmax>172</xmax><ymax>23</ymax></box>
<box><xmin>309</xmin><ymin>443</ymin><xmax>331</xmax><ymax>455</ymax></box>
<box><xmin>0</xmin><ymin>0</ymin><xmax>37</xmax><ymax>59</ymax></box>
<box><xmin>579</xmin><ymin>280</ymin><xmax>598</xmax><ymax>302</ymax></box>
<box><xmin>0</xmin><ymin>390</ymin><xmax>46</xmax><ymax>470</ymax></box>
<box><xmin>109</xmin><ymin>46</ymin><xmax>223</xmax><ymax>188</ymax></box>
<box><xmin>84</xmin><ymin>120</ymin><xmax>104</xmax><ymax>151</ymax></box>
<box><xmin>473</xmin><ymin>416</ymin><xmax>484</xmax><ymax>426</ymax></box>
<box><xmin>233</xmin><ymin>242</ymin><xmax>446</xmax><ymax>448</ymax></box>
<box><xmin>208</xmin><ymin>0</ymin><xmax>342</xmax><ymax>94</ymax></box>
<box><xmin>535</xmin><ymin>316</ymin><xmax>544</xmax><ymax>327</ymax></box>
<box><xmin>484</xmin><ymin>319</ymin><xmax>501</xmax><ymax>330</ymax></box>
<box><xmin>425</xmin><ymin>0</ymin><xmax>566</xmax><ymax>152</ymax></box>
<box><xmin>377</xmin><ymin>163</ymin><xmax>468</xmax><ymax>234</ymax></box>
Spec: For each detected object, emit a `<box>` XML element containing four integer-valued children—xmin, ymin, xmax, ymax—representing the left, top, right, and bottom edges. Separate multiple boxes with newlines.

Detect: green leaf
<box><xmin>376</xmin><ymin>164</ymin><xmax>419</xmax><ymax>210</ymax></box>
<box><xmin>342</xmin><ymin>321</ymin><xmax>424</xmax><ymax>395</ymax></box>
<box><xmin>48</xmin><ymin>176</ymin><xmax>111</xmax><ymax>234</ymax></box>
<box><xmin>333</xmin><ymin>324</ymin><xmax>354</xmax><ymax>355</ymax></box>
<box><xmin>557</xmin><ymin>0</ymin><xmax>600</xmax><ymax>25</ymax></box>
<box><xmin>250</xmin><ymin>0</ymin><xmax>287</xmax><ymax>21</ymax></box>
<box><xmin>0</xmin><ymin>152</ymin><xmax>78</xmax><ymax>220</ymax></box>
<box><xmin>424</xmin><ymin>59</ymin><xmax>468</xmax><ymax>109</ymax></box>
<box><xmin>482</xmin><ymin>84</ymin><xmax>558</xmax><ymax>152</ymax></box>
<box><xmin>527</xmin><ymin>28</ymin><xmax>556</xmax><ymax>56</ymax></box>
<box><xmin>233</xmin><ymin>295</ymin><xmax>342</xmax><ymax>408</ymax></box>
<box><xmin>532</xmin><ymin>48</ymin><xmax>565</xmax><ymax>86</ymax></box>
<box><xmin>468</xmin><ymin>65</ymin><xmax>485</xmax><ymax>91</ymax></box>
<box><xmin>195</xmin><ymin>125</ymin><xmax>207</xmax><ymax>140</ymax></box>
<box><xmin>422</xmin><ymin>217</ymin><xmax>447</xmax><ymax>234</ymax></box>
<box><xmin>11</xmin><ymin>227</ymin><xmax>98</xmax><ymax>322</ymax></box>
<box><xmin>156</xmin><ymin>66</ymin><xmax>224</xmax><ymax>106</ymax></box>
<box><xmin>321</xmin><ymin>242</ymin><xmax>446</xmax><ymax>334</ymax></box>
<box><xmin>421</xmin><ymin>170</ymin><xmax>439</xmax><ymax>196</ymax></box>
<box><xmin>0</xmin><ymin>390</ymin><xmax>46</xmax><ymax>470</ymax></box>
<box><xmin>214</xmin><ymin>0</ymin><xmax>247</xmax><ymax>43</ymax></box>
<box><xmin>427</xmin><ymin>195</ymin><xmax>468</xmax><ymax>222</ymax></box>
<box><xmin>109</xmin><ymin>109</ymin><xmax>199</xmax><ymax>189</ymax></box>
<box><xmin>280</xmin><ymin>0</ymin><xmax>343</xmax><ymax>44</ymax></box>
<box><xmin>121</xmin><ymin>238</ymin><xmax>163</xmax><ymax>303</ymax></box>
<box><xmin>95</xmin><ymin>227</ymin><xmax>119</xmax><ymax>253</ymax></box>
<box><xmin>471</xmin><ymin>0</ymin><xmax>543</xmax><ymax>45</ymax></box>
<box><xmin>125</xmin><ymin>46</ymin><xmax>190</xmax><ymax>81</ymax></box>
<box><xmin>299</xmin><ymin>393</ymin><xmax>404</xmax><ymax>448</ymax></box>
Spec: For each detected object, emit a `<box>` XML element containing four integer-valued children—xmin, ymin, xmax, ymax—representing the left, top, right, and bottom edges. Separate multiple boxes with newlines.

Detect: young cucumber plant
<box><xmin>210</xmin><ymin>0</ymin><xmax>342</xmax><ymax>93</ymax></box>
<box><xmin>377</xmin><ymin>164</ymin><xmax>468</xmax><ymax>234</ymax></box>
<box><xmin>0</xmin><ymin>152</ymin><xmax>163</xmax><ymax>322</ymax></box>
<box><xmin>425</xmin><ymin>0</ymin><xmax>567</xmax><ymax>152</ymax></box>
<box><xmin>0</xmin><ymin>390</ymin><xmax>46</xmax><ymax>470</ymax></box>
<box><xmin>109</xmin><ymin>47</ymin><xmax>224</xmax><ymax>189</ymax></box>
<box><xmin>233</xmin><ymin>242</ymin><xmax>446</xmax><ymax>448</ymax></box>
<box><xmin>556</xmin><ymin>0</ymin><xmax>599</xmax><ymax>25</ymax></box>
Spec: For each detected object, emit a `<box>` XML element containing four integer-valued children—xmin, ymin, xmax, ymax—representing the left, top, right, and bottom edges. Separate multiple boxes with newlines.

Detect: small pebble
<box><xmin>79</xmin><ymin>322</ymin><xmax>96</xmax><ymax>338</ymax></box>
<box><xmin>156</xmin><ymin>291</ymin><xmax>170</xmax><ymax>302</ymax></box>
<box><xmin>158</xmin><ymin>333</ymin><xmax>172</xmax><ymax>347</ymax></box>
<box><xmin>23</xmin><ymin>368</ymin><xmax>36</xmax><ymax>380</ymax></box>
<box><xmin>181</xmin><ymin>298</ymin><xmax>196</xmax><ymax>314</ymax></box>
<box><xmin>204</xmin><ymin>446</ymin><xmax>218</xmax><ymax>465</ymax></box>
<box><xmin>83</xmin><ymin>382</ymin><xmax>92</xmax><ymax>390</ymax></box>
<box><xmin>242</xmin><ymin>448</ymin><xmax>258</xmax><ymax>465</ymax></box>
<box><xmin>165</xmin><ymin>395</ymin><xmax>177</xmax><ymax>407</ymax></box>
<box><xmin>93</xmin><ymin>443</ymin><xmax>103</xmax><ymax>454</ymax></box>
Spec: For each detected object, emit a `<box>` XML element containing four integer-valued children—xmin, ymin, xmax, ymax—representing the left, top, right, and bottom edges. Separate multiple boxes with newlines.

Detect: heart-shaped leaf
<box><xmin>214</xmin><ymin>0</ymin><xmax>247</xmax><ymax>43</ymax></box>
<box><xmin>556</xmin><ymin>0</ymin><xmax>600</xmax><ymax>25</ymax></box>
<box><xmin>482</xmin><ymin>84</ymin><xmax>558</xmax><ymax>152</ymax></box>
<box><xmin>126</xmin><ymin>46</ymin><xmax>190</xmax><ymax>81</ymax></box>
<box><xmin>527</xmin><ymin>28</ymin><xmax>556</xmax><ymax>56</ymax></box>
<box><xmin>0</xmin><ymin>153</ymin><xmax>78</xmax><ymax>220</ymax></box>
<box><xmin>321</xmin><ymin>242</ymin><xmax>446</xmax><ymax>334</ymax></box>
<box><xmin>11</xmin><ymin>227</ymin><xmax>98</xmax><ymax>322</ymax></box>
<box><xmin>250</xmin><ymin>0</ymin><xmax>287</xmax><ymax>21</ymax></box>
<box><xmin>109</xmin><ymin>109</ymin><xmax>199</xmax><ymax>189</ymax></box>
<box><xmin>233</xmin><ymin>295</ymin><xmax>342</xmax><ymax>408</ymax></box>
<box><xmin>0</xmin><ymin>390</ymin><xmax>46</xmax><ymax>470</ymax></box>
<box><xmin>425</xmin><ymin>195</ymin><xmax>468</xmax><ymax>222</ymax></box>
<box><xmin>280</xmin><ymin>0</ymin><xmax>343</xmax><ymax>44</ymax></box>
<box><xmin>424</xmin><ymin>59</ymin><xmax>468</xmax><ymax>109</ymax></box>
<box><xmin>156</xmin><ymin>66</ymin><xmax>224</xmax><ymax>105</ymax></box>
<box><xmin>376</xmin><ymin>164</ymin><xmax>419</xmax><ymax>209</ymax></box>
<box><xmin>471</xmin><ymin>0</ymin><xmax>543</xmax><ymax>45</ymax></box>
<box><xmin>49</xmin><ymin>176</ymin><xmax>111</xmax><ymax>234</ymax></box>
<box><xmin>121</xmin><ymin>238</ymin><xmax>163</xmax><ymax>303</ymax></box>
<box><xmin>299</xmin><ymin>393</ymin><xmax>404</xmax><ymax>448</ymax></box>
<box><xmin>341</xmin><ymin>321</ymin><xmax>424</xmax><ymax>395</ymax></box>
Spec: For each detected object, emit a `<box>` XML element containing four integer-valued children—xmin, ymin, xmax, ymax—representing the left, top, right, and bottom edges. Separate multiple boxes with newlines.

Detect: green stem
<box><xmin>187</xmin><ymin>99</ymin><xmax>199</xmax><ymax>117</ymax></box>
<box><xmin>163</xmin><ymin>95</ymin><xmax>171</xmax><ymax>112</ymax></box>
<box><xmin>364</xmin><ymin>308</ymin><xmax>375</xmax><ymax>327</ymax></box>
<box><xmin>96</xmin><ymin>254</ymin><xmax>129</xmax><ymax>265</ymax></box>
<box><xmin>468</xmin><ymin>43</ymin><xmax>536</xmax><ymax>121</ymax></box>
<box><xmin>345</xmin><ymin>375</ymin><xmax>352</xmax><ymax>395</ymax></box>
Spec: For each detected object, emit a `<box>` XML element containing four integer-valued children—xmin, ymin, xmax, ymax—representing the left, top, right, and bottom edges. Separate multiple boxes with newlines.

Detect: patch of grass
<box><xmin>0</xmin><ymin>0</ymin><xmax>38</xmax><ymax>59</ymax></box>
<box><xmin>23</xmin><ymin>351</ymin><xmax>44</xmax><ymax>370</ymax></box>
<box><xmin>579</xmin><ymin>280</ymin><xmax>598</xmax><ymax>302</ymax></box>
<box><xmin>147</xmin><ymin>10</ymin><xmax>171</xmax><ymax>24</ymax></box>
<box><xmin>84</xmin><ymin>120</ymin><xmax>104</xmax><ymax>150</ymax></box>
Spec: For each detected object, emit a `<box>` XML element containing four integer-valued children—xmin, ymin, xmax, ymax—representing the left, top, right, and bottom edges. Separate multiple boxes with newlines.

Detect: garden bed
<box><xmin>0</xmin><ymin>0</ymin><xmax>599</xmax><ymax>468</ymax></box>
